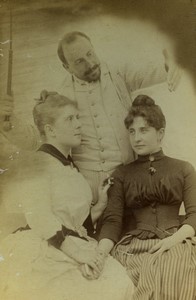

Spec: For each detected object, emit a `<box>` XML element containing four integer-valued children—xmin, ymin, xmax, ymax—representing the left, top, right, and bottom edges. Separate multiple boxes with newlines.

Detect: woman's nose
<box><xmin>75</xmin><ymin>118</ymin><xmax>81</xmax><ymax>128</ymax></box>
<box><xmin>134</xmin><ymin>131</ymin><xmax>142</xmax><ymax>142</ymax></box>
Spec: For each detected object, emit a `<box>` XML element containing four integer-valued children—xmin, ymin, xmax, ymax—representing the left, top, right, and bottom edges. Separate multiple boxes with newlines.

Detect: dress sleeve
<box><xmin>182</xmin><ymin>162</ymin><xmax>196</xmax><ymax>232</ymax></box>
<box><xmin>82</xmin><ymin>214</ymin><xmax>95</xmax><ymax>237</ymax></box>
<box><xmin>98</xmin><ymin>167</ymin><xmax>125</xmax><ymax>243</ymax></box>
<box><xmin>20</xmin><ymin>177</ymin><xmax>62</xmax><ymax>240</ymax></box>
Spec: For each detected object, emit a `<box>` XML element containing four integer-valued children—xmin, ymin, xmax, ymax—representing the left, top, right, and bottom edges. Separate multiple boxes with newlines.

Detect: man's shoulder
<box><xmin>104</xmin><ymin>61</ymin><xmax>125</xmax><ymax>76</ymax></box>
<box><xmin>57</xmin><ymin>74</ymin><xmax>75</xmax><ymax>99</ymax></box>
<box><xmin>58</xmin><ymin>74</ymin><xmax>72</xmax><ymax>88</ymax></box>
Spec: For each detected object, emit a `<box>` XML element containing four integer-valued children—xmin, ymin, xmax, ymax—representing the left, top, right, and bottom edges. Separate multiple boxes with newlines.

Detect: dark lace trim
<box><xmin>38</xmin><ymin>143</ymin><xmax>79</xmax><ymax>171</ymax></box>
<box><xmin>48</xmin><ymin>225</ymin><xmax>88</xmax><ymax>249</ymax></box>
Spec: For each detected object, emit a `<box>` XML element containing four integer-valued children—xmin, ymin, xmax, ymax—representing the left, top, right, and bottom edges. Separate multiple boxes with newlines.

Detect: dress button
<box><xmin>102</xmin><ymin>160</ymin><xmax>105</xmax><ymax>163</ymax></box>
<box><xmin>91</xmin><ymin>102</ymin><xmax>95</xmax><ymax>106</ymax></box>
<box><xmin>99</xmin><ymin>137</ymin><xmax>102</xmax><ymax>140</ymax></box>
<box><xmin>96</xmin><ymin>125</ymin><xmax>100</xmax><ymax>128</ymax></box>
<box><xmin>101</xmin><ymin>148</ymin><xmax>104</xmax><ymax>152</ymax></box>
<box><xmin>94</xmin><ymin>114</ymin><xmax>98</xmax><ymax>118</ymax></box>
<box><xmin>149</xmin><ymin>155</ymin><xmax>155</xmax><ymax>162</ymax></box>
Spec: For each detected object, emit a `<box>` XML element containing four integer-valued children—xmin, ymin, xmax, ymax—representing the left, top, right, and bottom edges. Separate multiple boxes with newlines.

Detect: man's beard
<box><xmin>84</xmin><ymin>64</ymin><xmax>101</xmax><ymax>82</ymax></box>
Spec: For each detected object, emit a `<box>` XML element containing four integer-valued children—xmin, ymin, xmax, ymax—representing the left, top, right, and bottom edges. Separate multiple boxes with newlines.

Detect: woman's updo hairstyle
<box><xmin>124</xmin><ymin>95</ymin><xmax>166</xmax><ymax>130</ymax></box>
<box><xmin>33</xmin><ymin>90</ymin><xmax>77</xmax><ymax>136</ymax></box>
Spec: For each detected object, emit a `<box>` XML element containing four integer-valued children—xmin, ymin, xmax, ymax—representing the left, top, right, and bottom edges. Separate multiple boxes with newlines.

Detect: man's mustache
<box><xmin>84</xmin><ymin>64</ymin><xmax>100</xmax><ymax>76</ymax></box>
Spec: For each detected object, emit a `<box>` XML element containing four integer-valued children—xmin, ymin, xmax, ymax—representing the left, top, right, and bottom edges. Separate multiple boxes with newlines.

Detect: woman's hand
<box><xmin>149</xmin><ymin>235</ymin><xmax>182</xmax><ymax>254</ymax></box>
<box><xmin>90</xmin><ymin>175</ymin><xmax>114</xmax><ymax>224</ymax></box>
<box><xmin>80</xmin><ymin>264</ymin><xmax>100</xmax><ymax>280</ymax></box>
<box><xmin>149</xmin><ymin>224</ymin><xmax>195</xmax><ymax>254</ymax></box>
<box><xmin>97</xmin><ymin>175</ymin><xmax>114</xmax><ymax>209</ymax></box>
<box><xmin>79</xmin><ymin>250</ymin><xmax>107</xmax><ymax>280</ymax></box>
<box><xmin>76</xmin><ymin>249</ymin><xmax>104</xmax><ymax>274</ymax></box>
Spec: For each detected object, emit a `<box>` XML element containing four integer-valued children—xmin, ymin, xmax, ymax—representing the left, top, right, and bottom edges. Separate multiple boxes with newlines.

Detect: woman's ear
<box><xmin>44</xmin><ymin>124</ymin><xmax>56</xmax><ymax>138</ymax></box>
<box><xmin>158</xmin><ymin>128</ymin><xmax>165</xmax><ymax>142</ymax></box>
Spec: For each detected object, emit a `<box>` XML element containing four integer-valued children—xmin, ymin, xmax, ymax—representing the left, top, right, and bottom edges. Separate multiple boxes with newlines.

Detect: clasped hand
<box><xmin>79</xmin><ymin>248</ymin><xmax>107</xmax><ymax>280</ymax></box>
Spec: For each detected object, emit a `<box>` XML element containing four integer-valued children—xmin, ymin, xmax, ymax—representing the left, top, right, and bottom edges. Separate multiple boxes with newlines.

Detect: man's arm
<box><xmin>119</xmin><ymin>49</ymin><xmax>181</xmax><ymax>94</ymax></box>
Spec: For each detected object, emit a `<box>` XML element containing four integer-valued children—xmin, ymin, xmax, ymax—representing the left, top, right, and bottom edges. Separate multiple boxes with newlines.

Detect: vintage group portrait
<box><xmin>0</xmin><ymin>0</ymin><xmax>196</xmax><ymax>299</ymax></box>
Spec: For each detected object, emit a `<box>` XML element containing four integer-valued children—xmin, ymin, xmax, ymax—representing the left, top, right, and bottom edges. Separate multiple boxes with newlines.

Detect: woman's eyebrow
<box><xmin>140</xmin><ymin>126</ymin><xmax>149</xmax><ymax>129</ymax></box>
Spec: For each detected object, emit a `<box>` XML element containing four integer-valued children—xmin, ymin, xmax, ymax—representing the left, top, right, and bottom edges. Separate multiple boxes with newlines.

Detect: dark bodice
<box><xmin>99</xmin><ymin>150</ymin><xmax>196</xmax><ymax>242</ymax></box>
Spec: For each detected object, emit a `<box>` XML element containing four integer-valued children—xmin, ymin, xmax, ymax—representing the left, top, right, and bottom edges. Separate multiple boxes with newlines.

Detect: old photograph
<box><xmin>0</xmin><ymin>0</ymin><xmax>196</xmax><ymax>299</ymax></box>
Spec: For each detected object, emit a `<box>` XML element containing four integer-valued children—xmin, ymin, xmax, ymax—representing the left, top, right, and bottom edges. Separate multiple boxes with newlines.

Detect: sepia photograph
<box><xmin>0</xmin><ymin>0</ymin><xmax>196</xmax><ymax>299</ymax></box>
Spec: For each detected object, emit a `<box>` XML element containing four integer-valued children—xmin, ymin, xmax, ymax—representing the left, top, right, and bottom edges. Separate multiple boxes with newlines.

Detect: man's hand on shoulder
<box><xmin>163</xmin><ymin>49</ymin><xmax>182</xmax><ymax>92</ymax></box>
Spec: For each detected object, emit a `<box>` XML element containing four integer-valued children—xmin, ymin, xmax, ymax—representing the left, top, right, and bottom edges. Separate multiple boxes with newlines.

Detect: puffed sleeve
<box><xmin>20</xmin><ymin>176</ymin><xmax>62</xmax><ymax>240</ymax></box>
<box><xmin>98</xmin><ymin>167</ymin><xmax>125</xmax><ymax>243</ymax></box>
<box><xmin>182</xmin><ymin>162</ymin><xmax>196</xmax><ymax>232</ymax></box>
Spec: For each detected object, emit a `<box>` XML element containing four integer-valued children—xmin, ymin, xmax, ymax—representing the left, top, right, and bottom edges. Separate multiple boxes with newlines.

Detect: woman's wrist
<box><xmin>60</xmin><ymin>236</ymin><xmax>81</xmax><ymax>262</ymax></box>
<box><xmin>97</xmin><ymin>248</ymin><xmax>108</xmax><ymax>258</ymax></box>
<box><xmin>173</xmin><ymin>224</ymin><xmax>195</xmax><ymax>242</ymax></box>
<box><xmin>94</xmin><ymin>201</ymin><xmax>107</xmax><ymax>212</ymax></box>
<box><xmin>97</xmin><ymin>238</ymin><xmax>114</xmax><ymax>256</ymax></box>
<box><xmin>90</xmin><ymin>202</ymin><xmax>106</xmax><ymax>224</ymax></box>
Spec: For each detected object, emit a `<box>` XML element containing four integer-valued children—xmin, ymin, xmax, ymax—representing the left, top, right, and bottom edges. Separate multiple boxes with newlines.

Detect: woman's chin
<box><xmin>133</xmin><ymin>147</ymin><xmax>147</xmax><ymax>156</ymax></box>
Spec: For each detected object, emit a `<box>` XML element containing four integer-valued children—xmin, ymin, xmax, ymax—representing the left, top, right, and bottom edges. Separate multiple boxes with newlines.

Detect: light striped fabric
<box><xmin>113</xmin><ymin>237</ymin><xmax>196</xmax><ymax>300</ymax></box>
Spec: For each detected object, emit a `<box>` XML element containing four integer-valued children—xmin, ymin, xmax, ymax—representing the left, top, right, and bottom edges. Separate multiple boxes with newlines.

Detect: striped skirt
<box><xmin>112</xmin><ymin>237</ymin><xmax>196</xmax><ymax>300</ymax></box>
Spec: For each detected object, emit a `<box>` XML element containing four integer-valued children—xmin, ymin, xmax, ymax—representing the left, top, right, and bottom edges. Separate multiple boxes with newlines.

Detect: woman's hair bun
<box><xmin>35</xmin><ymin>90</ymin><xmax>58</xmax><ymax>104</ymax></box>
<box><xmin>132</xmin><ymin>95</ymin><xmax>155</xmax><ymax>107</ymax></box>
<box><xmin>40</xmin><ymin>90</ymin><xmax>49</xmax><ymax>102</ymax></box>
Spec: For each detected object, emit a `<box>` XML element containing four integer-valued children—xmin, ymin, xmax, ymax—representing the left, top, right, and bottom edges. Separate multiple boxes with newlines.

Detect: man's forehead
<box><xmin>62</xmin><ymin>37</ymin><xmax>92</xmax><ymax>55</ymax></box>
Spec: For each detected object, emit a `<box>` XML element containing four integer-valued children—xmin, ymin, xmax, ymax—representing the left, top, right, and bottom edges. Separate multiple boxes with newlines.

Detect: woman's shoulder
<box><xmin>112</xmin><ymin>161</ymin><xmax>137</xmax><ymax>180</ymax></box>
<box><xmin>32</xmin><ymin>151</ymin><xmax>71</xmax><ymax>176</ymax></box>
<box><xmin>163</xmin><ymin>155</ymin><xmax>196</xmax><ymax>177</ymax></box>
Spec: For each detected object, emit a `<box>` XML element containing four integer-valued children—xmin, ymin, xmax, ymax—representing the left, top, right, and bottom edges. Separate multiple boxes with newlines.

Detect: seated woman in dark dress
<box><xmin>96</xmin><ymin>95</ymin><xmax>196</xmax><ymax>300</ymax></box>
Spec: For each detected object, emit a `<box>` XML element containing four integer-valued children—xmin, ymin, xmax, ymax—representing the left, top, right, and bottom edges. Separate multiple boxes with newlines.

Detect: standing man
<box><xmin>56</xmin><ymin>31</ymin><xmax>179</xmax><ymax>204</ymax></box>
<box><xmin>0</xmin><ymin>31</ymin><xmax>180</xmax><ymax>205</ymax></box>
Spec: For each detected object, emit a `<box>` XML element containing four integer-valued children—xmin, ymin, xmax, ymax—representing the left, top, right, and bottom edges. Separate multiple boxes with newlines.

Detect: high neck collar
<box><xmin>137</xmin><ymin>149</ymin><xmax>165</xmax><ymax>162</ymax></box>
<box><xmin>38</xmin><ymin>143</ymin><xmax>79</xmax><ymax>170</ymax></box>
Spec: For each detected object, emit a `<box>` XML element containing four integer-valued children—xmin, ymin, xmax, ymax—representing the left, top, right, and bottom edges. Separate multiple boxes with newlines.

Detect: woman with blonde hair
<box><xmin>0</xmin><ymin>91</ymin><xmax>132</xmax><ymax>300</ymax></box>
